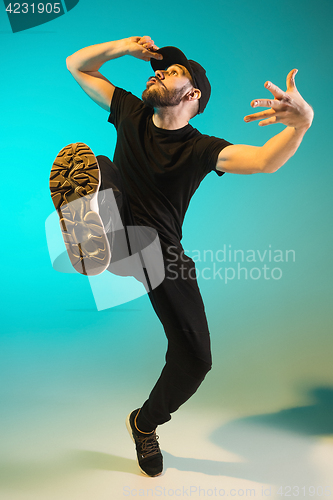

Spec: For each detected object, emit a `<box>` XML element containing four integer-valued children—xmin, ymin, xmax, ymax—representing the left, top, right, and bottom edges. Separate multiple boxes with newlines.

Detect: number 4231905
<box><xmin>6</xmin><ymin>3</ymin><xmax>61</xmax><ymax>13</ymax></box>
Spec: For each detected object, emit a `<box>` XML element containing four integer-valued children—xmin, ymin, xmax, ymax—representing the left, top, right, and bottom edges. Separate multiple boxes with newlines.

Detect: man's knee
<box><xmin>96</xmin><ymin>154</ymin><xmax>111</xmax><ymax>163</ymax></box>
<box><xmin>168</xmin><ymin>346</ymin><xmax>212</xmax><ymax>382</ymax></box>
<box><xmin>198</xmin><ymin>358</ymin><xmax>212</xmax><ymax>380</ymax></box>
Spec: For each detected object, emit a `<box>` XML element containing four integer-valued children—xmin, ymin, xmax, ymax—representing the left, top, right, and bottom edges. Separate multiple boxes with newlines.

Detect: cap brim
<box><xmin>150</xmin><ymin>46</ymin><xmax>196</xmax><ymax>86</ymax></box>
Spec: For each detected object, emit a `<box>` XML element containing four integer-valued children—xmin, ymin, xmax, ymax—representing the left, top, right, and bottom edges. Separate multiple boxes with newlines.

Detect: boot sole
<box><xmin>49</xmin><ymin>142</ymin><xmax>111</xmax><ymax>276</ymax></box>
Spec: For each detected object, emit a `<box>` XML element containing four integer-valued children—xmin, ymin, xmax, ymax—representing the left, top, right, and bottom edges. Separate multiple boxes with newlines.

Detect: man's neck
<box><xmin>152</xmin><ymin>107</ymin><xmax>189</xmax><ymax>130</ymax></box>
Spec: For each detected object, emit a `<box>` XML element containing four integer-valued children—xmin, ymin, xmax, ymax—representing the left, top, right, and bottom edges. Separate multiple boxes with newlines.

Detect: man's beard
<box><xmin>142</xmin><ymin>81</ymin><xmax>191</xmax><ymax>108</ymax></box>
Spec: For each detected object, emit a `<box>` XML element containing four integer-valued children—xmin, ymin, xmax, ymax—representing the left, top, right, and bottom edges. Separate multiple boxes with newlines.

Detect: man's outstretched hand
<box><xmin>244</xmin><ymin>69</ymin><xmax>314</xmax><ymax>131</ymax></box>
<box><xmin>126</xmin><ymin>36</ymin><xmax>163</xmax><ymax>62</ymax></box>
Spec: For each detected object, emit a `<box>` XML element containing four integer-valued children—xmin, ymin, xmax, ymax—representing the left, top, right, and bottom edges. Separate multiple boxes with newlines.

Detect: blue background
<box><xmin>1</xmin><ymin>0</ymin><xmax>332</xmax><ymax>496</ymax></box>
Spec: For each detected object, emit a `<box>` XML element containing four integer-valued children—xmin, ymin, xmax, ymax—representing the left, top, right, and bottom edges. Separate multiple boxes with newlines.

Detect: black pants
<box><xmin>98</xmin><ymin>156</ymin><xmax>212</xmax><ymax>430</ymax></box>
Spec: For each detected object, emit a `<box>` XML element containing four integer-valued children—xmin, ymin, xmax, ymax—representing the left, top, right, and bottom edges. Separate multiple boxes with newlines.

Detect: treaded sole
<box><xmin>49</xmin><ymin>142</ymin><xmax>111</xmax><ymax>276</ymax></box>
<box><xmin>125</xmin><ymin>412</ymin><xmax>162</xmax><ymax>478</ymax></box>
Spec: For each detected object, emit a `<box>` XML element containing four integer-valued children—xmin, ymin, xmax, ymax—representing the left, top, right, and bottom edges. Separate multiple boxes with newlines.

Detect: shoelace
<box><xmin>137</xmin><ymin>433</ymin><xmax>160</xmax><ymax>459</ymax></box>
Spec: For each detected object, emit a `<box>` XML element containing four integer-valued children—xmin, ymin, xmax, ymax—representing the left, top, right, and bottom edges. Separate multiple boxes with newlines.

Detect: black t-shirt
<box><xmin>108</xmin><ymin>87</ymin><xmax>232</xmax><ymax>246</ymax></box>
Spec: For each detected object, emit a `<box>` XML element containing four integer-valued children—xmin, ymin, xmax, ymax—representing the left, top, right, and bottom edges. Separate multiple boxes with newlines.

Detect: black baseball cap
<box><xmin>150</xmin><ymin>46</ymin><xmax>211</xmax><ymax>114</ymax></box>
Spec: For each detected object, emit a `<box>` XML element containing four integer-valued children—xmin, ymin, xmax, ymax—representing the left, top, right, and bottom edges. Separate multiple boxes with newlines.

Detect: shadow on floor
<box><xmin>69</xmin><ymin>449</ymin><xmax>139</xmax><ymax>475</ymax></box>
<box><xmin>206</xmin><ymin>385</ymin><xmax>333</xmax><ymax>485</ymax></box>
<box><xmin>1</xmin><ymin>386</ymin><xmax>332</xmax><ymax>490</ymax></box>
<box><xmin>72</xmin><ymin>386</ymin><xmax>333</xmax><ymax>484</ymax></box>
<box><xmin>0</xmin><ymin>451</ymin><xmax>140</xmax><ymax>491</ymax></box>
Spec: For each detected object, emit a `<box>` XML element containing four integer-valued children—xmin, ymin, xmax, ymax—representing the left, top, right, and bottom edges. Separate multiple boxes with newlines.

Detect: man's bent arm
<box><xmin>66</xmin><ymin>37</ymin><xmax>162</xmax><ymax>111</ymax></box>
<box><xmin>217</xmin><ymin>123</ymin><xmax>310</xmax><ymax>175</ymax></box>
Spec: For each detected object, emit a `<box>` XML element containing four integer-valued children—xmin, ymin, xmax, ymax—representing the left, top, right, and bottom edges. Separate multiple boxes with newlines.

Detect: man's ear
<box><xmin>187</xmin><ymin>88</ymin><xmax>201</xmax><ymax>101</ymax></box>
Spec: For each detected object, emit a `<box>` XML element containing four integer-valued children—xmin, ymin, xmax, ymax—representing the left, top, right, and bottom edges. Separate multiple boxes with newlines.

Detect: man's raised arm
<box><xmin>216</xmin><ymin>69</ymin><xmax>314</xmax><ymax>175</ymax></box>
<box><xmin>66</xmin><ymin>36</ymin><xmax>163</xmax><ymax>111</ymax></box>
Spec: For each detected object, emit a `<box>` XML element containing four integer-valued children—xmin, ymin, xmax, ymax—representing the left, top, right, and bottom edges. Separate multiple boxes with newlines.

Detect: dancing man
<box><xmin>49</xmin><ymin>36</ymin><xmax>313</xmax><ymax>477</ymax></box>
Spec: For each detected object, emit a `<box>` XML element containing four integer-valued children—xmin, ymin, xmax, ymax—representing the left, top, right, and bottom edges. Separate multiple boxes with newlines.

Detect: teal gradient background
<box><xmin>1</xmin><ymin>0</ymin><xmax>332</xmax><ymax>497</ymax></box>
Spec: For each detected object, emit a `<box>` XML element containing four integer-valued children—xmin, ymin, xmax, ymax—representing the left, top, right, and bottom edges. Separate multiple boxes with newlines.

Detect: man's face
<box><xmin>142</xmin><ymin>64</ymin><xmax>194</xmax><ymax>108</ymax></box>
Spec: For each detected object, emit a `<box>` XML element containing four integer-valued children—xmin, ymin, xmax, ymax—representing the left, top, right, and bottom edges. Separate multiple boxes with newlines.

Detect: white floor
<box><xmin>1</xmin><ymin>397</ymin><xmax>333</xmax><ymax>500</ymax></box>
